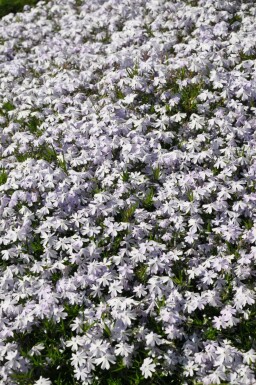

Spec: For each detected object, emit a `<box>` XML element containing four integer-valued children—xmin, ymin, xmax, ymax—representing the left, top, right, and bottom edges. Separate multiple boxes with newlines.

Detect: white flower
<box><xmin>145</xmin><ymin>332</ymin><xmax>163</xmax><ymax>347</ymax></box>
<box><xmin>71</xmin><ymin>351</ymin><xmax>87</xmax><ymax>368</ymax></box>
<box><xmin>243</xmin><ymin>349</ymin><xmax>256</xmax><ymax>365</ymax></box>
<box><xmin>115</xmin><ymin>342</ymin><xmax>134</xmax><ymax>357</ymax></box>
<box><xmin>29</xmin><ymin>343</ymin><xmax>45</xmax><ymax>356</ymax></box>
<box><xmin>140</xmin><ymin>357</ymin><xmax>156</xmax><ymax>379</ymax></box>
<box><xmin>108</xmin><ymin>280</ymin><xmax>123</xmax><ymax>297</ymax></box>
<box><xmin>66</xmin><ymin>336</ymin><xmax>84</xmax><ymax>351</ymax></box>
<box><xmin>122</xmin><ymin>93</ymin><xmax>137</xmax><ymax>104</ymax></box>
<box><xmin>133</xmin><ymin>284</ymin><xmax>147</xmax><ymax>298</ymax></box>
<box><xmin>184</xmin><ymin>361</ymin><xmax>199</xmax><ymax>377</ymax></box>
<box><xmin>94</xmin><ymin>353</ymin><xmax>116</xmax><ymax>370</ymax></box>
<box><xmin>74</xmin><ymin>367</ymin><xmax>89</xmax><ymax>382</ymax></box>
<box><xmin>70</xmin><ymin>317</ymin><xmax>84</xmax><ymax>333</ymax></box>
<box><xmin>34</xmin><ymin>377</ymin><xmax>52</xmax><ymax>385</ymax></box>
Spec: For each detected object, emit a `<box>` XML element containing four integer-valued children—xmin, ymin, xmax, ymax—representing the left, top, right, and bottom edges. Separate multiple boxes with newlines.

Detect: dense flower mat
<box><xmin>0</xmin><ymin>0</ymin><xmax>256</xmax><ymax>384</ymax></box>
<box><xmin>0</xmin><ymin>0</ymin><xmax>43</xmax><ymax>19</ymax></box>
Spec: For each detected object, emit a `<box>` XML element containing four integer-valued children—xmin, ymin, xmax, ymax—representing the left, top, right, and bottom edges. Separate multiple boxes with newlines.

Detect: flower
<box><xmin>29</xmin><ymin>343</ymin><xmax>45</xmax><ymax>356</ymax></box>
<box><xmin>145</xmin><ymin>332</ymin><xmax>163</xmax><ymax>347</ymax></box>
<box><xmin>94</xmin><ymin>353</ymin><xmax>116</xmax><ymax>370</ymax></box>
<box><xmin>66</xmin><ymin>336</ymin><xmax>85</xmax><ymax>351</ymax></box>
<box><xmin>0</xmin><ymin>0</ymin><xmax>256</xmax><ymax>384</ymax></box>
<box><xmin>140</xmin><ymin>357</ymin><xmax>156</xmax><ymax>379</ymax></box>
<box><xmin>34</xmin><ymin>377</ymin><xmax>52</xmax><ymax>385</ymax></box>
<box><xmin>243</xmin><ymin>349</ymin><xmax>256</xmax><ymax>365</ymax></box>
<box><xmin>115</xmin><ymin>342</ymin><xmax>134</xmax><ymax>357</ymax></box>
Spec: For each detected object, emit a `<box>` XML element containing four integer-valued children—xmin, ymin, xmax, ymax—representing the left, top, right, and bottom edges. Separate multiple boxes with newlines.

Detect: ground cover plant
<box><xmin>0</xmin><ymin>0</ymin><xmax>256</xmax><ymax>384</ymax></box>
<box><xmin>0</xmin><ymin>0</ymin><xmax>43</xmax><ymax>18</ymax></box>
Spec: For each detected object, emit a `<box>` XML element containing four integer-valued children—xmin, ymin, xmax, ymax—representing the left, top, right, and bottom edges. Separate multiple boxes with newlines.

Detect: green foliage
<box><xmin>0</xmin><ymin>0</ymin><xmax>46</xmax><ymax>18</ymax></box>
<box><xmin>107</xmin><ymin>379</ymin><xmax>122</xmax><ymax>385</ymax></box>
<box><xmin>141</xmin><ymin>188</ymin><xmax>155</xmax><ymax>211</ymax></box>
<box><xmin>0</xmin><ymin>169</ymin><xmax>7</xmax><ymax>185</ymax></box>
<box><xmin>126</xmin><ymin>62</ymin><xmax>139</xmax><ymax>78</ymax></box>
<box><xmin>187</xmin><ymin>190</ymin><xmax>194</xmax><ymax>202</ymax></box>
<box><xmin>134</xmin><ymin>263</ymin><xmax>148</xmax><ymax>283</ymax></box>
<box><xmin>120</xmin><ymin>203</ymin><xmax>138</xmax><ymax>222</ymax></box>
<box><xmin>187</xmin><ymin>0</ymin><xmax>199</xmax><ymax>6</ymax></box>
<box><xmin>57</xmin><ymin>153</ymin><xmax>68</xmax><ymax>173</ymax></box>
<box><xmin>103</xmin><ymin>322</ymin><xmax>112</xmax><ymax>338</ymax></box>
<box><xmin>243</xmin><ymin>218</ymin><xmax>254</xmax><ymax>230</ymax></box>
<box><xmin>64</xmin><ymin>303</ymin><xmax>83</xmax><ymax>322</ymax></box>
<box><xmin>156</xmin><ymin>296</ymin><xmax>166</xmax><ymax>315</ymax></box>
<box><xmin>9</xmin><ymin>318</ymin><xmax>76</xmax><ymax>385</ymax></box>
<box><xmin>114</xmin><ymin>86</ymin><xmax>125</xmax><ymax>100</ymax></box>
<box><xmin>162</xmin><ymin>67</ymin><xmax>203</xmax><ymax>115</ymax></box>
<box><xmin>112</xmin><ymin>146</ymin><xmax>121</xmax><ymax>159</ymax></box>
<box><xmin>239</xmin><ymin>51</ymin><xmax>256</xmax><ymax>61</ymax></box>
<box><xmin>172</xmin><ymin>268</ymin><xmax>186</xmax><ymax>287</ymax></box>
<box><xmin>143</xmin><ymin>24</ymin><xmax>154</xmax><ymax>37</ymax></box>
<box><xmin>26</xmin><ymin>116</ymin><xmax>43</xmax><ymax>137</ymax></box>
<box><xmin>0</xmin><ymin>101</ymin><xmax>15</xmax><ymax>122</ymax></box>
<box><xmin>100</xmin><ymin>30</ymin><xmax>111</xmax><ymax>44</ymax></box>
<box><xmin>152</xmin><ymin>166</ymin><xmax>161</xmax><ymax>182</ymax></box>
<box><xmin>9</xmin><ymin>305</ymin><xmax>93</xmax><ymax>384</ymax></box>
<box><xmin>15</xmin><ymin>144</ymin><xmax>57</xmax><ymax>163</ymax></box>
<box><xmin>2</xmin><ymin>101</ymin><xmax>15</xmax><ymax>111</ymax></box>
<box><xmin>203</xmin><ymin>326</ymin><xmax>219</xmax><ymax>340</ymax></box>
<box><xmin>51</xmin><ymin>271</ymin><xmax>63</xmax><ymax>285</ymax></box>
<box><xmin>212</xmin><ymin>166</ymin><xmax>220</xmax><ymax>176</ymax></box>
<box><xmin>121</xmin><ymin>170</ymin><xmax>129</xmax><ymax>182</ymax></box>
<box><xmin>135</xmin><ymin>91</ymin><xmax>156</xmax><ymax>111</ymax></box>
<box><xmin>29</xmin><ymin>234</ymin><xmax>44</xmax><ymax>258</ymax></box>
<box><xmin>229</xmin><ymin>14</ymin><xmax>242</xmax><ymax>24</ymax></box>
<box><xmin>179</xmin><ymin>81</ymin><xmax>203</xmax><ymax>113</ymax></box>
<box><xmin>14</xmin><ymin>144</ymin><xmax>68</xmax><ymax>172</ymax></box>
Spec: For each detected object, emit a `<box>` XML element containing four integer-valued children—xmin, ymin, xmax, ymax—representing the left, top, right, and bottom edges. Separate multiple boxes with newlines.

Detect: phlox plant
<box><xmin>0</xmin><ymin>0</ymin><xmax>256</xmax><ymax>385</ymax></box>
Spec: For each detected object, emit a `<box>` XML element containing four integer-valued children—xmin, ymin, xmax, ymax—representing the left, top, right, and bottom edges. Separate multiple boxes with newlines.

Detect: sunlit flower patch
<box><xmin>0</xmin><ymin>0</ymin><xmax>256</xmax><ymax>384</ymax></box>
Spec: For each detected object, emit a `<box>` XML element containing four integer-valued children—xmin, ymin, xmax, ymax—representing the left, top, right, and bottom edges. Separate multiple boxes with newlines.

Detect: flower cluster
<box><xmin>0</xmin><ymin>0</ymin><xmax>256</xmax><ymax>384</ymax></box>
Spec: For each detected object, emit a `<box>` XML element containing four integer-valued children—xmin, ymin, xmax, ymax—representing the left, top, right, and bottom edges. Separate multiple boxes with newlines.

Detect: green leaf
<box><xmin>0</xmin><ymin>169</ymin><xmax>7</xmax><ymax>185</ymax></box>
<box><xmin>103</xmin><ymin>322</ymin><xmax>111</xmax><ymax>338</ymax></box>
